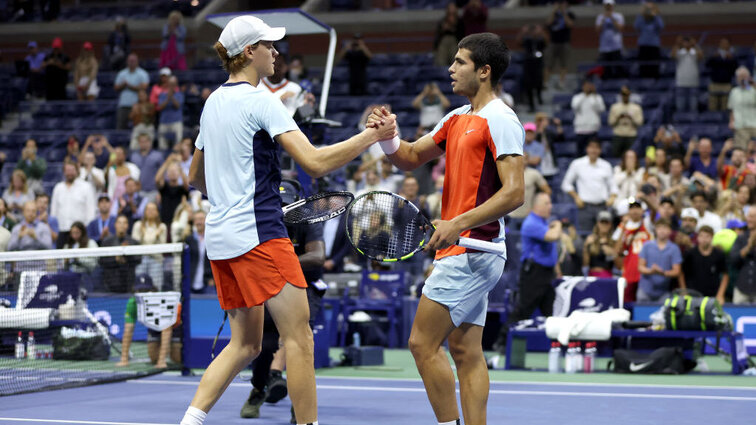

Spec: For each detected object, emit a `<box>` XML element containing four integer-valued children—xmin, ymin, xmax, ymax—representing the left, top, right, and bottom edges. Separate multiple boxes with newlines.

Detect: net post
<box><xmin>181</xmin><ymin>244</ymin><xmax>192</xmax><ymax>376</ymax></box>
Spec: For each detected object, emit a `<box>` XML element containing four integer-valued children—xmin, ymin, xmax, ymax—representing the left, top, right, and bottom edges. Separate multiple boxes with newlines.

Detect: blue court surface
<box><xmin>1</xmin><ymin>374</ymin><xmax>754</xmax><ymax>425</ymax></box>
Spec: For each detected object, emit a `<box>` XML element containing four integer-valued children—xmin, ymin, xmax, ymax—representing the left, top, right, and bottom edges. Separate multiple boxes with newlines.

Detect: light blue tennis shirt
<box><xmin>196</xmin><ymin>81</ymin><xmax>299</xmax><ymax>260</ymax></box>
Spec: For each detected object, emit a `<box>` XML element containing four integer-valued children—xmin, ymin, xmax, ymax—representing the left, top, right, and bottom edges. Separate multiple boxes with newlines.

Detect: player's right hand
<box><xmin>366</xmin><ymin>106</ymin><xmax>392</xmax><ymax>129</ymax></box>
<box><xmin>368</xmin><ymin>112</ymin><xmax>398</xmax><ymax>141</ymax></box>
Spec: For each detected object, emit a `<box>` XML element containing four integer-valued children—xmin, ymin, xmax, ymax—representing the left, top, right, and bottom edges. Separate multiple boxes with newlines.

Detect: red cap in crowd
<box><xmin>83</xmin><ymin>41</ymin><xmax>93</xmax><ymax>50</ymax></box>
<box><xmin>51</xmin><ymin>37</ymin><xmax>63</xmax><ymax>49</ymax></box>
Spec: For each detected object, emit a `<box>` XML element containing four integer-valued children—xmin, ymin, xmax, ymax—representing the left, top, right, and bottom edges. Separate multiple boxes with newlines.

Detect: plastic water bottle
<box><xmin>548</xmin><ymin>342</ymin><xmax>562</xmax><ymax>373</ymax></box>
<box><xmin>574</xmin><ymin>342</ymin><xmax>584</xmax><ymax>372</ymax></box>
<box><xmin>15</xmin><ymin>332</ymin><xmax>25</xmax><ymax>359</ymax></box>
<box><xmin>352</xmin><ymin>332</ymin><xmax>361</xmax><ymax>348</ymax></box>
<box><xmin>583</xmin><ymin>342</ymin><xmax>596</xmax><ymax>373</ymax></box>
<box><xmin>27</xmin><ymin>332</ymin><xmax>36</xmax><ymax>360</ymax></box>
<box><xmin>564</xmin><ymin>343</ymin><xmax>576</xmax><ymax>373</ymax></box>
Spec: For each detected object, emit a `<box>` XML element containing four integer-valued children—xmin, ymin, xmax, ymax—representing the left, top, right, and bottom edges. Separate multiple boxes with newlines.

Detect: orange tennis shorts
<box><xmin>210</xmin><ymin>238</ymin><xmax>307</xmax><ymax>310</ymax></box>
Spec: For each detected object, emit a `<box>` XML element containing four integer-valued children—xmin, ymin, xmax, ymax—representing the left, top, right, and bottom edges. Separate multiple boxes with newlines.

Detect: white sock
<box><xmin>297</xmin><ymin>422</ymin><xmax>318</xmax><ymax>425</ymax></box>
<box><xmin>180</xmin><ymin>406</ymin><xmax>207</xmax><ymax>425</ymax></box>
<box><xmin>439</xmin><ymin>420</ymin><xmax>460</xmax><ymax>425</ymax></box>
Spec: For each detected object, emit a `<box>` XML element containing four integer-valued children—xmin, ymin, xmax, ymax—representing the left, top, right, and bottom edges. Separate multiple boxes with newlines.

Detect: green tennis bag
<box><xmin>662</xmin><ymin>292</ymin><xmax>732</xmax><ymax>331</ymax></box>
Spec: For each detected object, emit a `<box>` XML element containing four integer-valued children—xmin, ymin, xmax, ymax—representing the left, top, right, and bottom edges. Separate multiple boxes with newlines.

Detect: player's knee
<box><xmin>408</xmin><ymin>335</ymin><xmax>428</xmax><ymax>359</ymax></box>
<box><xmin>284</xmin><ymin>326</ymin><xmax>314</xmax><ymax>356</ymax></box>
<box><xmin>235</xmin><ymin>342</ymin><xmax>262</xmax><ymax>362</ymax></box>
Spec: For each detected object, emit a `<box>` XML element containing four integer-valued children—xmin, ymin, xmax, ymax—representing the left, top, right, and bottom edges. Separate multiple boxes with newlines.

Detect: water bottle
<box><xmin>583</xmin><ymin>342</ymin><xmax>596</xmax><ymax>373</ymax></box>
<box><xmin>574</xmin><ymin>342</ymin><xmax>584</xmax><ymax>373</ymax></box>
<box><xmin>564</xmin><ymin>343</ymin><xmax>576</xmax><ymax>373</ymax></box>
<box><xmin>548</xmin><ymin>342</ymin><xmax>562</xmax><ymax>373</ymax></box>
<box><xmin>15</xmin><ymin>332</ymin><xmax>25</xmax><ymax>359</ymax></box>
<box><xmin>352</xmin><ymin>332</ymin><xmax>361</xmax><ymax>348</ymax></box>
<box><xmin>27</xmin><ymin>332</ymin><xmax>36</xmax><ymax>360</ymax></box>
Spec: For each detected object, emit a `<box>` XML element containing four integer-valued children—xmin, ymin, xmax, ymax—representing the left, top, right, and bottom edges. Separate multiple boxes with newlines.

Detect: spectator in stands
<box><xmin>509</xmin><ymin>153</ymin><xmax>551</xmax><ymax>220</ymax></box>
<box><xmin>545</xmin><ymin>0</ymin><xmax>574</xmax><ymax>89</ymax></box>
<box><xmin>662</xmin><ymin>157</ymin><xmax>689</xmax><ymax>206</ymax></box>
<box><xmin>654</xmin><ymin>124</ymin><xmax>685</xmax><ymax>157</ymax></box>
<box><xmin>63</xmin><ymin>221</ymin><xmax>98</xmax><ymax>278</ymax></box>
<box><xmin>645</xmin><ymin>145</ymin><xmax>667</xmax><ymax>179</ymax></box>
<box><xmin>100</xmin><ymin>215</ymin><xmax>141</xmax><ymax>293</ymax></box>
<box><xmin>150</xmin><ymin>67</ymin><xmax>172</xmax><ymax>107</ymax></box>
<box><xmin>680</xmin><ymin>206</ymin><xmax>699</xmax><ymax>243</ymax></box>
<box><xmin>87</xmin><ymin>194</ymin><xmax>116</xmax><ymax>244</ymax></box>
<box><xmin>708</xmin><ymin>37</ymin><xmax>739</xmax><ymax>112</ymax></box>
<box><xmin>3</xmin><ymin>170</ymin><xmax>35</xmax><ymax>220</ymax></box>
<box><xmin>690</xmin><ymin>190</ymin><xmax>723</xmax><ymax>232</ymax></box>
<box><xmin>522</xmin><ymin>122</ymin><xmax>544</xmax><ymax>171</ymax></box>
<box><xmin>262</xmin><ymin>54</ymin><xmax>307</xmax><ymax>117</ymax></box>
<box><xmin>736</xmin><ymin>184</ymin><xmax>752</xmax><ymax>216</ymax></box>
<box><xmin>730</xmin><ymin>206</ymin><xmax>756</xmax><ymax>304</ymax></box>
<box><xmin>0</xmin><ymin>199</ymin><xmax>17</xmax><ymax>231</ymax></box>
<box><xmin>595</xmin><ymin>0</ymin><xmax>624</xmax><ymax>79</ymax></box>
<box><xmin>685</xmin><ymin>137</ymin><xmax>717</xmax><ymax>179</ymax></box>
<box><xmin>115</xmin><ymin>53</ymin><xmax>149</xmax><ymax>130</ymax></box>
<box><xmin>583</xmin><ymin>210</ymin><xmax>616</xmax><ymax>278</ymax></box>
<box><xmin>155</xmin><ymin>155</ymin><xmax>189</xmax><ymax>228</ymax></box>
<box><xmin>64</xmin><ymin>136</ymin><xmax>80</xmax><ymax>164</ymax></box>
<box><xmin>614</xmin><ymin>149</ymin><xmax>645</xmax><ymax>207</ymax></box>
<box><xmin>25</xmin><ymin>41</ymin><xmax>45</xmax><ymax>98</ymax></box>
<box><xmin>43</xmin><ymin>37</ymin><xmax>70</xmax><ymax>101</ymax></box>
<box><xmin>186</xmin><ymin>209</ymin><xmax>213</xmax><ymax>293</ymax></box>
<box><xmin>129</xmin><ymin>90</ymin><xmax>156</xmax><ymax>150</ymax></box>
<box><xmin>609</xmin><ymin>86</ymin><xmax>643</xmax><ymax>157</ymax></box>
<box><xmin>672</xmin><ymin>36</ymin><xmax>703</xmax><ymax>113</ymax></box>
<box><xmin>107</xmin><ymin>17</ymin><xmax>131</xmax><ymax>71</ymax></box>
<box><xmin>495</xmin><ymin>81</ymin><xmax>515</xmax><ymax>110</ymax></box>
<box><xmin>561</xmin><ymin>139</ymin><xmax>618</xmax><ymax>233</ymax></box>
<box><xmin>15</xmin><ymin>138</ymin><xmax>45</xmax><ymax>194</ymax></box>
<box><xmin>160</xmin><ymin>11</ymin><xmax>187</xmax><ymax>71</ymax></box>
<box><xmin>534</xmin><ymin>112</ymin><xmax>562</xmax><ymax>180</ymax></box>
<box><xmin>634</xmin><ymin>2</ymin><xmax>663</xmax><ymax>79</ymax></box>
<box><xmin>132</xmin><ymin>202</ymin><xmax>167</xmax><ymax>284</ymax></box>
<box><xmin>613</xmin><ymin>199</ymin><xmax>653</xmax><ymax>302</ymax></box>
<box><xmin>426</xmin><ymin>176</ymin><xmax>444</xmax><ymax>221</ymax></box>
<box><xmin>718</xmin><ymin>139</ymin><xmax>750</xmax><ymax>190</ymax></box>
<box><xmin>80</xmin><ymin>134</ymin><xmax>114</xmax><ymax>170</ymax></box>
<box><xmin>680</xmin><ymin>225</ymin><xmax>727</xmax><ymax>303</ymax></box>
<box><xmin>79</xmin><ymin>151</ymin><xmax>105</xmax><ymax>195</ymax></box>
<box><xmin>117</xmin><ymin>177</ymin><xmax>145</xmax><ymax>226</ymax></box>
<box><xmin>412</xmin><ymin>82</ymin><xmax>450</xmax><ymax>133</ymax></box>
<box><xmin>50</xmin><ymin>161</ymin><xmax>96</xmax><ymax>248</ymax></box>
<box><xmin>339</xmin><ymin>34</ymin><xmax>371</xmax><ymax>96</ymax></box>
<box><xmin>177</xmin><ymin>137</ymin><xmax>194</xmax><ymax>178</ymax></box>
<box><xmin>637</xmin><ymin>218</ymin><xmax>682</xmax><ymax>301</ymax></box>
<box><xmin>8</xmin><ymin>201</ymin><xmax>53</xmax><ymax>251</ymax></box>
<box><xmin>36</xmin><ymin>192</ymin><xmax>59</xmax><ymax>245</ymax></box>
<box><xmin>107</xmin><ymin>146</ymin><xmax>141</xmax><ymax>206</ymax></box>
<box><xmin>433</xmin><ymin>2</ymin><xmax>464</xmax><ymax>67</ymax></box>
<box><xmin>728</xmin><ymin>66</ymin><xmax>756</xmax><ymax>151</ymax></box>
<box><xmin>518</xmin><ymin>24</ymin><xmax>547</xmax><ymax>113</ymax></box>
<box><xmin>156</xmin><ymin>76</ymin><xmax>184</xmax><ymax>149</ymax></box>
<box><xmin>287</xmin><ymin>55</ymin><xmax>308</xmax><ymax>83</ymax></box>
<box><xmin>462</xmin><ymin>0</ymin><xmax>487</xmax><ymax>36</ymax></box>
<box><xmin>716</xmin><ymin>189</ymin><xmax>744</xmax><ymax>223</ymax></box>
<box><xmin>571</xmin><ymin>81</ymin><xmax>605</xmax><ymax>153</ymax></box>
<box><xmin>129</xmin><ymin>133</ymin><xmax>163</xmax><ymax>197</ymax></box>
<box><xmin>73</xmin><ymin>41</ymin><xmax>99</xmax><ymax>101</ymax></box>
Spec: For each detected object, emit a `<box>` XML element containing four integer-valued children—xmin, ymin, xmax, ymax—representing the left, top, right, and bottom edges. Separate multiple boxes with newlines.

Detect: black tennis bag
<box><xmin>612</xmin><ymin>347</ymin><xmax>696</xmax><ymax>374</ymax></box>
<box><xmin>53</xmin><ymin>328</ymin><xmax>110</xmax><ymax>361</ymax></box>
<box><xmin>662</xmin><ymin>291</ymin><xmax>731</xmax><ymax>331</ymax></box>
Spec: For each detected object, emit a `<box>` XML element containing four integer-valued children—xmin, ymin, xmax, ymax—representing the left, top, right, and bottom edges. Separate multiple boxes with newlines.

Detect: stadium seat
<box><xmin>339</xmin><ymin>270</ymin><xmax>406</xmax><ymax>348</ymax></box>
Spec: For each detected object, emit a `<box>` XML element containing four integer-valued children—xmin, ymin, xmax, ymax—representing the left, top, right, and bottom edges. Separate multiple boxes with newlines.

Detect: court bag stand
<box><xmin>610</xmin><ymin>347</ymin><xmax>696</xmax><ymax>374</ymax></box>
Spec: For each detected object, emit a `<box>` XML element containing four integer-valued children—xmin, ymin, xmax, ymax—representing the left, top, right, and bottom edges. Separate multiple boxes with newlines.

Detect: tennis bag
<box><xmin>662</xmin><ymin>292</ymin><xmax>732</xmax><ymax>331</ymax></box>
<box><xmin>612</xmin><ymin>347</ymin><xmax>696</xmax><ymax>374</ymax></box>
<box><xmin>53</xmin><ymin>327</ymin><xmax>110</xmax><ymax>361</ymax></box>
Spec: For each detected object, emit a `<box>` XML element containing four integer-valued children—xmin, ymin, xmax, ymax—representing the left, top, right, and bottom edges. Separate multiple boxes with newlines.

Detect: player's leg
<box><xmin>408</xmin><ymin>295</ymin><xmax>458</xmax><ymax>422</ymax></box>
<box><xmin>448</xmin><ymin>323</ymin><xmax>488</xmax><ymax>425</ymax></box>
<box><xmin>186</xmin><ymin>305</ymin><xmax>264</xmax><ymax>412</ymax></box>
<box><xmin>265</xmin><ymin>283</ymin><xmax>317</xmax><ymax>424</ymax></box>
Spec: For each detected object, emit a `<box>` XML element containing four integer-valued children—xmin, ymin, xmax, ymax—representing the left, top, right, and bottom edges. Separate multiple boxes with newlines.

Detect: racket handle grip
<box><xmin>457</xmin><ymin>237</ymin><xmax>506</xmax><ymax>255</ymax></box>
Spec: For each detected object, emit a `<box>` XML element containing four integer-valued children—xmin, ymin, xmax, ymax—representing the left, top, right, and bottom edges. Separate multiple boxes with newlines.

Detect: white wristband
<box><xmin>378</xmin><ymin>135</ymin><xmax>400</xmax><ymax>155</ymax></box>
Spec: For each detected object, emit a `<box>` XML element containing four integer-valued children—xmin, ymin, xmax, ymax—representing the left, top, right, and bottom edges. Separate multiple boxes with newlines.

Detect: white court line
<box><xmin>0</xmin><ymin>419</ymin><xmax>172</xmax><ymax>425</ymax></box>
<box><xmin>128</xmin><ymin>380</ymin><xmax>756</xmax><ymax>401</ymax></box>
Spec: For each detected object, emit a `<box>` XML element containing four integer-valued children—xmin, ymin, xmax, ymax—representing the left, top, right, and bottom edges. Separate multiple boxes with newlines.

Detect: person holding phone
<box><xmin>728</xmin><ymin>66</ymin><xmax>756</xmax><ymax>151</ymax></box>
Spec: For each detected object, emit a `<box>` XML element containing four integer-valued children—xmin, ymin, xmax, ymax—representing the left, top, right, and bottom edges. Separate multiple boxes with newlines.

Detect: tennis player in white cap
<box><xmin>179</xmin><ymin>15</ymin><xmax>396</xmax><ymax>425</ymax></box>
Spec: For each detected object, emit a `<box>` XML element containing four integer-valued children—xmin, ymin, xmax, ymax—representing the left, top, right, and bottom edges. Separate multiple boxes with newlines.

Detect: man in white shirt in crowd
<box><xmin>51</xmin><ymin>161</ymin><xmax>96</xmax><ymax>247</ymax></box>
<box><xmin>595</xmin><ymin>0</ymin><xmax>625</xmax><ymax>79</ymax></box>
<box><xmin>262</xmin><ymin>54</ymin><xmax>309</xmax><ymax>117</ymax></box>
<box><xmin>79</xmin><ymin>151</ymin><xmax>105</xmax><ymax>195</ymax></box>
<box><xmin>672</xmin><ymin>36</ymin><xmax>703</xmax><ymax>113</ymax></box>
<box><xmin>608</xmin><ymin>85</ymin><xmax>643</xmax><ymax>157</ymax></box>
<box><xmin>728</xmin><ymin>66</ymin><xmax>756</xmax><ymax>150</ymax></box>
<box><xmin>561</xmin><ymin>138</ymin><xmax>618</xmax><ymax>233</ymax></box>
<box><xmin>571</xmin><ymin>80</ymin><xmax>606</xmax><ymax>153</ymax></box>
<box><xmin>689</xmin><ymin>191</ymin><xmax>723</xmax><ymax>233</ymax></box>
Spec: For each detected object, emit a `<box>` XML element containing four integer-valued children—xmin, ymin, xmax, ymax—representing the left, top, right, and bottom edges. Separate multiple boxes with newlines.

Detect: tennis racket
<box><xmin>345</xmin><ymin>191</ymin><xmax>506</xmax><ymax>262</ymax></box>
<box><xmin>282</xmin><ymin>191</ymin><xmax>354</xmax><ymax>225</ymax></box>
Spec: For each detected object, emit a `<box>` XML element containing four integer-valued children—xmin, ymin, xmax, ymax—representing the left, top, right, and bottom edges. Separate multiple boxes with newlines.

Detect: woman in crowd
<box><xmin>160</xmin><ymin>11</ymin><xmax>187</xmax><ymax>71</ymax></box>
<box><xmin>2</xmin><ymin>170</ymin><xmax>35</xmax><ymax>220</ymax></box>
<box><xmin>614</xmin><ymin>149</ymin><xmax>645</xmax><ymax>206</ymax></box>
<box><xmin>582</xmin><ymin>212</ymin><xmax>616</xmax><ymax>278</ymax></box>
<box><xmin>132</xmin><ymin>202</ymin><xmax>167</xmax><ymax>287</ymax></box>
<box><xmin>73</xmin><ymin>41</ymin><xmax>99</xmax><ymax>101</ymax></box>
<box><xmin>63</xmin><ymin>221</ymin><xmax>99</xmax><ymax>290</ymax></box>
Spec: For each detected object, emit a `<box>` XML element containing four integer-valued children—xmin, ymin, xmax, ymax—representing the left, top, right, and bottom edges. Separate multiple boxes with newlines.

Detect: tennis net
<box><xmin>0</xmin><ymin>243</ymin><xmax>186</xmax><ymax>396</ymax></box>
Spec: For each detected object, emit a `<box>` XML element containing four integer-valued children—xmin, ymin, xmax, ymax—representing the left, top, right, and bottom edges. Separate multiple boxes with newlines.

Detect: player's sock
<box><xmin>180</xmin><ymin>406</ymin><xmax>207</xmax><ymax>425</ymax></box>
<box><xmin>297</xmin><ymin>422</ymin><xmax>318</xmax><ymax>425</ymax></box>
<box><xmin>438</xmin><ymin>420</ymin><xmax>460</xmax><ymax>425</ymax></box>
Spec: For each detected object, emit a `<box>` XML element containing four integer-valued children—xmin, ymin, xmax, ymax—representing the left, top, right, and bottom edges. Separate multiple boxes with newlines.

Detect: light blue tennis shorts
<box><xmin>422</xmin><ymin>252</ymin><xmax>506</xmax><ymax>327</ymax></box>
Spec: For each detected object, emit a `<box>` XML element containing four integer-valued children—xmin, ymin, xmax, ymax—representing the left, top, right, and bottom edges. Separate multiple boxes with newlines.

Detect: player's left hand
<box><xmin>366</xmin><ymin>106</ymin><xmax>392</xmax><ymax>128</ymax></box>
<box><xmin>427</xmin><ymin>219</ymin><xmax>463</xmax><ymax>251</ymax></box>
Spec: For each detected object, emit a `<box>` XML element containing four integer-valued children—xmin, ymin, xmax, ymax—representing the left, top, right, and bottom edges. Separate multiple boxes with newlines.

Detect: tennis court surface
<box><xmin>2</xmin><ymin>350</ymin><xmax>754</xmax><ymax>425</ymax></box>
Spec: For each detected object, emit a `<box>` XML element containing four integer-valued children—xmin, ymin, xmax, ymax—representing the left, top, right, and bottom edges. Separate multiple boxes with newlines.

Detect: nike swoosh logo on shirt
<box><xmin>629</xmin><ymin>361</ymin><xmax>654</xmax><ymax>372</ymax></box>
<box><xmin>465</xmin><ymin>129</ymin><xmax>477</xmax><ymax>134</ymax></box>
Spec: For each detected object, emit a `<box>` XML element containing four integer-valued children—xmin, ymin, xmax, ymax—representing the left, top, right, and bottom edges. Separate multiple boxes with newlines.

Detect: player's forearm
<box><xmin>307</xmin><ymin>131</ymin><xmax>374</xmax><ymax>177</ymax></box>
<box><xmin>450</xmin><ymin>186</ymin><xmax>524</xmax><ymax>233</ymax></box>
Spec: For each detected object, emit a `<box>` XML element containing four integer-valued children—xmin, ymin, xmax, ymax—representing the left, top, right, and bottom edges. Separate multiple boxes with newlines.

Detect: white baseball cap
<box><xmin>159</xmin><ymin>67</ymin><xmax>172</xmax><ymax>76</ymax></box>
<box><xmin>218</xmin><ymin>15</ymin><xmax>286</xmax><ymax>58</ymax></box>
<box><xmin>681</xmin><ymin>208</ymin><xmax>699</xmax><ymax>220</ymax></box>
<box><xmin>603</xmin><ymin>0</ymin><xmax>615</xmax><ymax>4</ymax></box>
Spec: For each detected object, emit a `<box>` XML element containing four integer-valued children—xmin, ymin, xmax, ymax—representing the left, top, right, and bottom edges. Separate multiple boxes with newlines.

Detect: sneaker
<box><xmin>240</xmin><ymin>388</ymin><xmax>266</xmax><ymax>418</ymax></box>
<box><xmin>265</xmin><ymin>373</ymin><xmax>288</xmax><ymax>404</ymax></box>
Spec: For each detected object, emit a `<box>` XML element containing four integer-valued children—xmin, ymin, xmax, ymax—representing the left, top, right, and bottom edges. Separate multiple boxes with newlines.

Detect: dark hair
<box><xmin>457</xmin><ymin>33</ymin><xmax>510</xmax><ymax>86</ymax></box>
<box><xmin>698</xmin><ymin>225</ymin><xmax>714</xmax><ymax>235</ymax></box>
<box><xmin>587</xmin><ymin>138</ymin><xmax>602</xmax><ymax>148</ymax></box>
<box><xmin>655</xmin><ymin>218</ymin><xmax>672</xmax><ymax>228</ymax></box>
<box><xmin>69</xmin><ymin>221</ymin><xmax>90</xmax><ymax>248</ymax></box>
<box><xmin>691</xmin><ymin>191</ymin><xmax>708</xmax><ymax>202</ymax></box>
<box><xmin>35</xmin><ymin>193</ymin><xmax>49</xmax><ymax>201</ymax></box>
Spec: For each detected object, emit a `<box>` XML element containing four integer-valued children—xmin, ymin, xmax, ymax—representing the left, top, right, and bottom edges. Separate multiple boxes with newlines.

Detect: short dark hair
<box><xmin>691</xmin><ymin>191</ymin><xmax>708</xmax><ymax>202</ymax></box>
<box><xmin>457</xmin><ymin>33</ymin><xmax>510</xmax><ymax>86</ymax></box>
<box><xmin>587</xmin><ymin>138</ymin><xmax>602</xmax><ymax>149</ymax></box>
<box><xmin>655</xmin><ymin>218</ymin><xmax>672</xmax><ymax>228</ymax></box>
<box><xmin>698</xmin><ymin>225</ymin><xmax>714</xmax><ymax>235</ymax></box>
